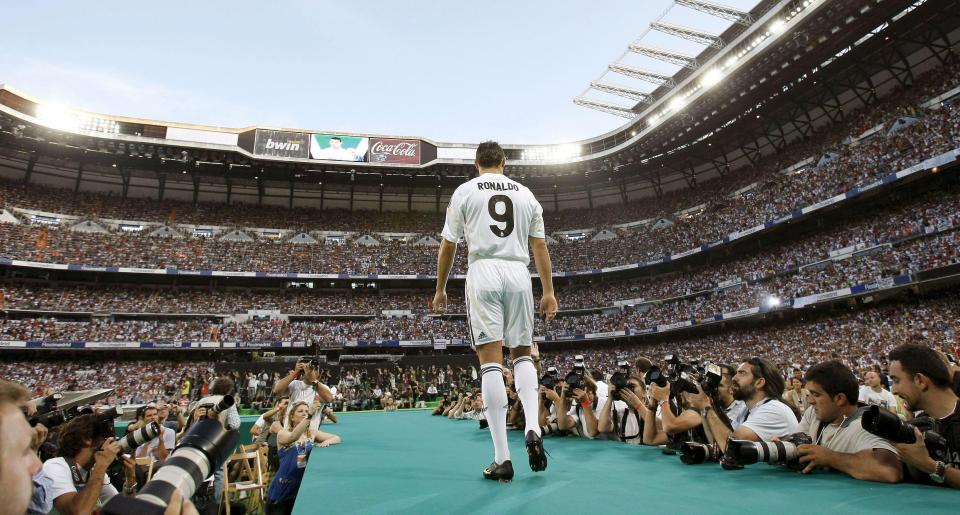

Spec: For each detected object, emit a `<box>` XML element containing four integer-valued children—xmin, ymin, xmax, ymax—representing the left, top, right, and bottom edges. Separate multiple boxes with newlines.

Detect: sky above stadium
<box><xmin>0</xmin><ymin>0</ymin><xmax>759</xmax><ymax>145</ymax></box>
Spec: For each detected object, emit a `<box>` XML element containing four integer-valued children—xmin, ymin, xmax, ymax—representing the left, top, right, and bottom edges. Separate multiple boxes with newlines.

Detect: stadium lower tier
<box><xmin>293</xmin><ymin>410</ymin><xmax>957</xmax><ymax>514</ymax></box>
<box><xmin>4</xmin><ymin>289</ymin><xmax>956</xmax><ymax>407</ymax></box>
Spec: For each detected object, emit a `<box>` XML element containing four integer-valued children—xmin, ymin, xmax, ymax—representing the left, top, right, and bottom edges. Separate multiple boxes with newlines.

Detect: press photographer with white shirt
<box><xmin>41</xmin><ymin>414</ymin><xmax>138</xmax><ymax>515</ymax></box>
<box><xmin>273</xmin><ymin>360</ymin><xmax>334</xmax><ymax>432</ymax></box>
<box><xmin>695</xmin><ymin>357</ymin><xmax>798</xmax><ymax>452</ymax></box>
<box><xmin>598</xmin><ymin>375</ymin><xmax>646</xmax><ymax>444</ymax></box>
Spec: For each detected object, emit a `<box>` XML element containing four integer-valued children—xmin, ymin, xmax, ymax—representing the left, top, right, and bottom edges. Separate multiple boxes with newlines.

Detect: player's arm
<box><xmin>530</xmin><ymin>237</ymin><xmax>557</xmax><ymax>320</ymax></box>
<box><xmin>433</xmin><ymin>238</ymin><xmax>457</xmax><ymax>311</ymax></box>
<box><xmin>434</xmin><ymin>193</ymin><xmax>462</xmax><ymax>314</ymax></box>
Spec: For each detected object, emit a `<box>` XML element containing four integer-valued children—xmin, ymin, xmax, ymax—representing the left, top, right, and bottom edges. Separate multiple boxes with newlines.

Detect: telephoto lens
<box><xmin>680</xmin><ymin>441</ymin><xmax>719</xmax><ymax>465</ymax></box>
<box><xmin>119</xmin><ymin>421</ymin><xmax>161</xmax><ymax>453</ymax></box>
<box><xmin>101</xmin><ymin>418</ymin><xmax>240</xmax><ymax>515</ymax></box>
<box><xmin>861</xmin><ymin>405</ymin><xmax>949</xmax><ymax>459</ymax></box>
<box><xmin>861</xmin><ymin>405</ymin><xmax>918</xmax><ymax>443</ymax></box>
<box><xmin>722</xmin><ymin>433</ymin><xmax>812</xmax><ymax>470</ymax></box>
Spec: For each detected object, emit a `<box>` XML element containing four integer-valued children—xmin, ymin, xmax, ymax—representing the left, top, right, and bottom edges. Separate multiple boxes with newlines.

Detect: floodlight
<box><xmin>701</xmin><ymin>68</ymin><xmax>723</xmax><ymax>89</ymax></box>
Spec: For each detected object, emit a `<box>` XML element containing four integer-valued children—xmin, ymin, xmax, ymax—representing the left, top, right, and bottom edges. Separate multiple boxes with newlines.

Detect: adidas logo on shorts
<box><xmin>478</xmin><ymin>331</ymin><xmax>489</xmax><ymax>340</ymax></box>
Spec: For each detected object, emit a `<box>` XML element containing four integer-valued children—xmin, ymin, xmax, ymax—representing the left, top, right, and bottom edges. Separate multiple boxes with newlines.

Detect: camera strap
<box><xmin>623</xmin><ymin>408</ymin><xmax>642</xmax><ymax>441</ymax></box>
<box><xmin>743</xmin><ymin>398</ymin><xmax>773</xmax><ymax>423</ymax></box>
<box><xmin>64</xmin><ymin>458</ymin><xmax>88</xmax><ymax>492</ymax></box>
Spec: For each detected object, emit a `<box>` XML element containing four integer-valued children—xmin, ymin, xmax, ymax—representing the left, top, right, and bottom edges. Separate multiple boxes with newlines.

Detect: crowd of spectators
<box><xmin>2</xmin><ymin>203</ymin><xmax>956</xmax><ymax>343</ymax></box>
<box><xmin>538</xmin><ymin>291</ymin><xmax>959</xmax><ymax>378</ymax></box>
<box><xmin>3</xmin><ymin>289</ymin><xmax>956</xmax><ymax>414</ymax></box>
<box><xmin>1</xmin><ymin>65</ymin><xmax>958</xmax><ymax>277</ymax></box>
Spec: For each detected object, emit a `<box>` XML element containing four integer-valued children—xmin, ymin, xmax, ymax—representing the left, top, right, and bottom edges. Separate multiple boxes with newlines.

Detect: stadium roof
<box><xmin>0</xmin><ymin>0</ymin><xmax>957</xmax><ymax>203</ymax></box>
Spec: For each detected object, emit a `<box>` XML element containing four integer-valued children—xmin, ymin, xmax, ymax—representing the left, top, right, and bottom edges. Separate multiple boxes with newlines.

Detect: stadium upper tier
<box><xmin>2</xmin><ymin>178</ymin><xmax>958</xmax><ymax>315</ymax></box>
<box><xmin>0</xmin><ymin>88</ymin><xmax>960</xmax><ymax>275</ymax></box>
<box><xmin>1</xmin><ymin>61</ymin><xmax>958</xmax><ymax>234</ymax></box>
<box><xmin>1</xmin><ymin>67</ymin><xmax>958</xmax><ymax>277</ymax></box>
<box><xmin>1</xmin><ymin>198</ymin><xmax>957</xmax><ymax>346</ymax></box>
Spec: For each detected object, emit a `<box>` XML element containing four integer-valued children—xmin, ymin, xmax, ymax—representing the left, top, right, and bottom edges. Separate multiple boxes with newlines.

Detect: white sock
<box><xmin>512</xmin><ymin>356</ymin><xmax>541</xmax><ymax>437</ymax></box>
<box><xmin>480</xmin><ymin>362</ymin><xmax>510</xmax><ymax>464</ymax></box>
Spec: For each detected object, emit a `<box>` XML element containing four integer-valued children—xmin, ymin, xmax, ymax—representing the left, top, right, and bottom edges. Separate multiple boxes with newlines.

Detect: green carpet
<box><xmin>293</xmin><ymin>410</ymin><xmax>957</xmax><ymax>514</ymax></box>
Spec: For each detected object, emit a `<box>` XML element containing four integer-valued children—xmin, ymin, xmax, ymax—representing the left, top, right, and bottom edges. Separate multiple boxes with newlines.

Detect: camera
<box><xmin>541</xmin><ymin>367</ymin><xmax>559</xmax><ymax>390</ymax></box>
<box><xmin>565</xmin><ymin>370</ymin><xmax>584</xmax><ymax>391</ymax></box>
<box><xmin>574</xmin><ymin>355</ymin><xmax>585</xmax><ymax>371</ymax></box>
<box><xmin>119</xmin><ymin>421</ymin><xmax>162</xmax><ymax>453</ymax></box>
<box><xmin>194</xmin><ymin>395</ymin><xmax>237</xmax><ymax>430</ymax></box>
<box><xmin>644</xmin><ymin>366</ymin><xmax>668</xmax><ymax>388</ymax></box>
<box><xmin>610</xmin><ymin>371</ymin><xmax>629</xmax><ymax>390</ymax></box>
<box><xmin>102</xmin><ymin>418</ymin><xmax>240</xmax><ymax>515</ymax></box>
<box><xmin>680</xmin><ymin>441</ymin><xmax>722</xmax><ymax>465</ymax></box>
<box><xmin>296</xmin><ymin>357</ymin><xmax>318</xmax><ymax>379</ymax></box>
<box><xmin>861</xmin><ymin>405</ymin><xmax>949</xmax><ymax>460</ymax></box>
<box><xmin>721</xmin><ymin>432</ymin><xmax>813</xmax><ymax>470</ymax></box>
<box><xmin>699</xmin><ymin>364</ymin><xmax>723</xmax><ymax>395</ymax></box>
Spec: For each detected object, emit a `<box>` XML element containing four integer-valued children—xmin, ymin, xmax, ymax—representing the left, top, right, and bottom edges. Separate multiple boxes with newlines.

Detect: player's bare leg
<box><xmin>510</xmin><ymin>345</ymin><xmax>547</xmax><ymax>472</ymax></box>
<box><xmin>476</xmin><ymin>341</ymin><xmax>513</xmax><ymax>482</ymax></box>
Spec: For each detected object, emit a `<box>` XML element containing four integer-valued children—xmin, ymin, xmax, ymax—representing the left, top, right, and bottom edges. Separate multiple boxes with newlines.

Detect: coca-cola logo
<box><xmin>369</xmin><ymin>138</ymin><xmax>421</xmax><ymax>164</ymax></box>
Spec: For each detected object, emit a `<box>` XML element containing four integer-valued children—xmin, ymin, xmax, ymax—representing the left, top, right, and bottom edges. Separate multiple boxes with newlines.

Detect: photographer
<box><xmin>273</xmin><ymin>360</ymin><xmax>334</xmax><ymax>431</ymax></box>
<box><xmin>132</xmin><ymin>404</ymin><xmax>174</xmax><ymax>462</ymax></box>
<box><xmin>209</xmin><ymin>378</ymin><xmax>241</xmax><ymax>431</ymax></box>
<box><xmin>888</xmin><ymin>345</ymin><xmax>960</xmax><ymax>488</ymax></box>
<box><xmin>251</xmin><ymin>398</ymin><xmax>289</xmax><ymax>443</ymax></box>
<box><xmin>557</xmin><ymin>382</ymin><xmax>598</xmax><ymax>438</ymax></box>
<box><xmin>450</xmin><ymin>392</ymin><xmax>485</xmax><ymax>421</ymax></box>
<box><xmin>41</xmin><ymin>414</ymin><xmax>137</xmax><ymax>515</ymax></box>
<box><xmin>432</xmin><ymin>394</ymin><xmax>452</xmax><ymax>416</ymax></box>
<box><xmin>695</xmin><ymin>357</ymin><xmax>798</xmax><ymax>452</ymax></box>
<box><xmin>647</xmin><ymin>382</ymin><xmax>706</xmax><ymax>446</ymax></box>
<box><xmin>1</xmin><ymin>380</ymin><xmax>44</xmax><ymax>515</ymax></box>
<box><xmin>157</xmin><ymin>401</ymin><xmax>185</xmax><ymax>433</ymax></box>
<box><xmin>538</xmin><ymin>385</ymin><xmax>562</xmax><ymax>434</ymax></box>
<box><xmin>598</xmin><ymin>375</ymin><xmax>645</xmax><ymax>444</ymax></box>
<box><xmin>792</xmin><ymin>361</ymin><xmax>902</xmax><ymax>482</ymax></box>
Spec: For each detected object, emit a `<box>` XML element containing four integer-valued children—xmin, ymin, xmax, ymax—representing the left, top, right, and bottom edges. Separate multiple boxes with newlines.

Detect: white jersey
<box><xmin>441</xmin><ymin>173</ymin><xmax>545</xmax><ymax>266</ymax></box>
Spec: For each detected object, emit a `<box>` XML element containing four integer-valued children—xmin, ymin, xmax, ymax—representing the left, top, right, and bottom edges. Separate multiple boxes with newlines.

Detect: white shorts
<box><xmin>465</xmin><ymin>259</ymin><xmax>534</xmax><ymax>349</ymax></box>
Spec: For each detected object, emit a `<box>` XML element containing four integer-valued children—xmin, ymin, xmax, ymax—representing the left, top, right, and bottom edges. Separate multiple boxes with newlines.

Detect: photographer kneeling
<box><xmin>598</xmin><ymin>374</ymin><xmax>645</xmax><ymax>444</ymax></box>
<box><xmin>887</xmin><ymin>344</ymin><xmax>960</xmax><ymax>488</ymax></box>
<box><xmin>691</xmin><ymin>357</ymin><xmax>798</xmax><ymax>452</ymax></box>
<box><xmin>557</xmin><ymin>381</ymin><xmax>598</xmax><ymax>438</ymax></box>
<box><xmin>791</xmin><ymin>361</ymin><xmax>902</xmax><ymax>482</ymax></box>
<box><xmin>41</xmin><ymin>414</ymin><xmax>137</xmax><ymax>515</ymax></box>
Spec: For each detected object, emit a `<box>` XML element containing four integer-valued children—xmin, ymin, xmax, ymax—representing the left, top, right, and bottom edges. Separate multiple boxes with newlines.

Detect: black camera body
<box><xmin>541</xmin><ymin>373</ymin><xmax>558</xmax><ymax>390</ymax></box>
<box><xmin>609</xmin><ymin>371</ymin><xmax>629</xmax><ymax>396</ymax></box>
<box><xmin>680</xmin><ymin>441</ymin><xmax>722</xmax><ymax>465</ymax></box>
<box><xmin>565</xmin><ymin>370</ymin><xmax>584</xmax><ymax>391</ymax></box>
<box><xmin>699</xmin><ymin>364</ymin><xmax>723</xmax><ymax>395</ymax></box>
